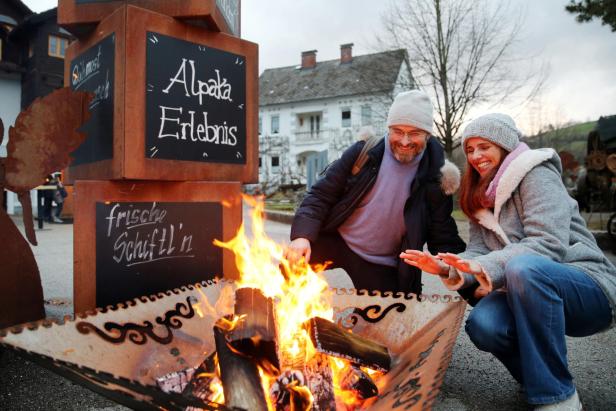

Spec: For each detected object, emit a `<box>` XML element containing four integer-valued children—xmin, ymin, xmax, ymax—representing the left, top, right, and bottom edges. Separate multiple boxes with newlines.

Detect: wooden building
<box><xmin>0</xmin><ymin>1</ymin><xmax>73</xmax><ymax>215</ymax></box>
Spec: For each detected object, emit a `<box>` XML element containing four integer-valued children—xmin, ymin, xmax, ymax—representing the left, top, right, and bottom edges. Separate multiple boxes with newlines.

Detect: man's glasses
<box><xmin>389</xmin><ymin>127</ymin><xmax>428</xmax><ymax>140</ymax></box>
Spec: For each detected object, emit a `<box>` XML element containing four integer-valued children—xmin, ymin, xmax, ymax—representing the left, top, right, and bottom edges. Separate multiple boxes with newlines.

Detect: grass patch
<box><xmin>452</xmin><ymin>209</ymin><xmax>468</xmax><ymax>221</ymax></box>
<box><xmin>265</xmin><ymin>202</ymin><xmax>296</xmax><ymax>212</ymax></box>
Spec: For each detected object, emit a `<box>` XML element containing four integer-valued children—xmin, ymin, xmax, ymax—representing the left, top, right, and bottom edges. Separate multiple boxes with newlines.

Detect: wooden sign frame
<box><xmin>65</xmin><ymin>5</ymin><xmax>258</xmax><ymax>183</ymax></box>
<box><xmin>58</xmin><ymin>0</ymin><xmax>241</xmax><ymax>37</ymax></box>
<box><xmin>73</xmin><ymin>180</ymin><xmax>242</xmax><ymax>313</ymax></box>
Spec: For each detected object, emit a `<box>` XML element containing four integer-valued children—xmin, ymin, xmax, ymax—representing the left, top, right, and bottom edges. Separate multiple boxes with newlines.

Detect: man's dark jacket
<box><xmin>291</xmin><ymin>136</ymin><xmax>466</xmax><ymax>295</ymax></box>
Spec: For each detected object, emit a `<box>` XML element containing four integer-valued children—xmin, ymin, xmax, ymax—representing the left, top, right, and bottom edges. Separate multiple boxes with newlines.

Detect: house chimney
<box><xmin>301</xmin><ymin>50</ymin><xmax>317</xmax><ymax>69</ymax></box>
<box><xmin>340</xmin><ymin>43</ymin><xmax>353</xmax><ymax>64</ymax></box>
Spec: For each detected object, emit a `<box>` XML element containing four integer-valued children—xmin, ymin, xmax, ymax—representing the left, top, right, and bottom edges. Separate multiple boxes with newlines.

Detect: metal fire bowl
<box><xmin>0</xmin><ymin>279</ymin><xmax>466</xmax><ymax>410</ymax></box>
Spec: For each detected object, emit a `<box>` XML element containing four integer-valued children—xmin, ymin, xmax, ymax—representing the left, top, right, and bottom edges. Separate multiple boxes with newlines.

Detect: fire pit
<box><xmin>0</xmin><ymin>200</ymin><xmax>465</xmax><ymax>410</ymax></box>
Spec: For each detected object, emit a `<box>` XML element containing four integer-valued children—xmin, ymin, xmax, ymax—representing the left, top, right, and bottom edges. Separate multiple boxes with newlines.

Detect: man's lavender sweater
<box><xmin>338</xmin><ymin>137</ymin><xmax>423</xmax><ymax>267</ymax></box>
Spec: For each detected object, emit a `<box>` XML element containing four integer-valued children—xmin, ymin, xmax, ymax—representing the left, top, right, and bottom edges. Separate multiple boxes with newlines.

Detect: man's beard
<box><xmin>391</xmin><ymin>142</ymin><xmax>423</xmax><ymax>163</ymax></box>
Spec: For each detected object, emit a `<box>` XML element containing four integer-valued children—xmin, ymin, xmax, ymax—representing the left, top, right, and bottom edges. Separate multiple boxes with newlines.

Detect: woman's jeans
<box><xmin>465</xmin><ymin>254</ymin><xmax>611</xmax><ymax>405</ymax></box>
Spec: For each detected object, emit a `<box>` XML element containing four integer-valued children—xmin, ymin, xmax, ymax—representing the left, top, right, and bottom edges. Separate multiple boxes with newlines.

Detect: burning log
<box><xmin>306</xmin><ymin>317</ymin><xmax>391</xmax><ymax>372</ymax></box>
<box><xmin>277</xmin><ymin>333</ymin><xmax>336</xmax><ymax>411</ymax></box>
<box><xmin>227</xmin><ymin>287</ymin><xmax>281</xmax><ymax>375</ymax></box>
<box><xmin>269</xmin><ymin>370</ymin><xmax>313</xmax><ymax>411</ymax></box>
<box><xmin>339</xmin><ymin>365</ymin><xmax>378</xmax><ymax>400</ymax></box>
<box><xmin>185</xmin><ymin>352</ymin><xmax>224</xmax><ymax>405</ymax></box>
<box><xmin>214</xmin><ymin>319</ymin><xmax>269</xmax><ymax>411</ymax></box>
<box><xmin>304</xmin><ymin>353</ymin><xmax>336</xmax><ymax>411</ymax></box>
<box><xmin>155</xmin><ymin>353</ymin><xmax>225</xmax><ymax>409</ymax></box>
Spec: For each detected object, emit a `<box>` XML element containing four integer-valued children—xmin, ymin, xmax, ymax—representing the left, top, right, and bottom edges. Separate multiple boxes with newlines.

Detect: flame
<box><xmin>208</xmin><ymin>377</ymin><xmax>224</xmax><ymax>404</ymax></box>
<box><xmin>213</xmin><ymin>196</ymin><xmax>377</xmax><ymax>409</ymax></box>
<box><xmin>214</xmin><ymin>196</ymin><xmax>333</xmax><ymax>356</ymax></box>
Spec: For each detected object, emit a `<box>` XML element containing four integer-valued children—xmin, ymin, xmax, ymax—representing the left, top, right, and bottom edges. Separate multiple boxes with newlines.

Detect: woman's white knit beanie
<box><xmin>461</xmin><ymin>113</ymin><xmax>521</xmax><ymax>152</ymax></box>
<box><xmin>387</xmin><ymin>90</ymin><xmax>434</xmax><ymax>134</ymax></box>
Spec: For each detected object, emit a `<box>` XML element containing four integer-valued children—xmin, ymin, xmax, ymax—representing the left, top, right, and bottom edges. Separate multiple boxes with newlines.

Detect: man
<box><xmin>287</xmin><ymin>90</ymin><xmax>465</xmax><ymax>294</ymax></box>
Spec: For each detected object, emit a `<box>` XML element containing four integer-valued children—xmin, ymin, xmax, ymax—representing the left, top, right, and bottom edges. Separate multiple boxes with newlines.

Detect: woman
<box><xmin>401</xmin><ymin>113</ymin><xmax>616</xmax><ymax>410</ymax></box>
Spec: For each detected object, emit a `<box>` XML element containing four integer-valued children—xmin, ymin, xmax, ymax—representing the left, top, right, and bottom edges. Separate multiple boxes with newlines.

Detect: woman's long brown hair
<box><xmin>459</xmin><ymin>164</ymin><xmax>498</xmax><ymax>223</ymax></box>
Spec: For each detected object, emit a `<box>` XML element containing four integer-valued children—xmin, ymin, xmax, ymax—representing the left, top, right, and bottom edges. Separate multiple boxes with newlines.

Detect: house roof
<box><xmin>5</xmin><ymin>0</ymin><xmax>32</xmax><ymax>17</ymax></box>
<box><xmin>259</xmin><ymin>49</ymin><xmax>408</xmax><ymax>106</ymax></box>
<box><xmin>9</xmin><ymin>7</ymin><xmax>61</xmax><ymax>41</ymax></box>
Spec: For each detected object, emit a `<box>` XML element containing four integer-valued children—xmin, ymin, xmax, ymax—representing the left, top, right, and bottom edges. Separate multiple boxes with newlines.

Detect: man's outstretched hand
<box><xmin>286</xmin><ymin>237</ymin><xmax>312</xmax><ymax>265</ymax></box>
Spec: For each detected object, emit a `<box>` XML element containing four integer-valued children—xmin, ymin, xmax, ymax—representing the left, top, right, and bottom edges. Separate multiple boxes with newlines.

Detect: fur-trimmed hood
<box><xmin>440</xmin><ymin>159</ymin><xmax>461</xmax><ymax>196</ymax></box>
<box><xmin>474</xmin><ymin>148</ymin><xmax>560</xmax><ymax>243</ymax></box>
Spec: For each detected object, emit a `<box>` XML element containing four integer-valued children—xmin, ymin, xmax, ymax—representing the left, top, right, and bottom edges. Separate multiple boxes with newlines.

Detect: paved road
<box><xmin>1</xmin><ymin>212</ymin><xmax>615</xmax><ymax>410</ymax></box>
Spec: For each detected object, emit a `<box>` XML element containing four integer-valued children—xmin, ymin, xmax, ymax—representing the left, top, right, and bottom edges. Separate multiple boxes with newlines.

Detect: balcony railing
<box><xmin>294</xmin><ymin>129</ymin><xmax>338</xmax><ymax>143</ymax></box>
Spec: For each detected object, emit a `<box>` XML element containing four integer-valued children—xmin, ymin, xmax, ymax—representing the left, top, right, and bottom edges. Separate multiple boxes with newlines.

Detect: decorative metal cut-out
<box><xmin>349</xmin><ymin>302</ymin><xmax>407</xmax><ymax>325</ymax></box>
<box><xmin>76</xmin><ymin>296</ymin><xmax>196</xmax><ymax>345</ymax></box>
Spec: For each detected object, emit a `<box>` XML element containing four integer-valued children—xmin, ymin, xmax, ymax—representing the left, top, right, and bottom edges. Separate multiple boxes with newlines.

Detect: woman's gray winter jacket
<box><xmin>453</xmin><ymin>148</ymin><xmax>616</xmax><ymax>327</ymax></box>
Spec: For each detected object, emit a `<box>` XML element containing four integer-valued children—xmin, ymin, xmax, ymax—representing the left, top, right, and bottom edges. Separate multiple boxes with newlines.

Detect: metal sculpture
<box><xmin>0</xmin><ymin>87</ymin><xmax>92</xmax><ymax>329</ymax></box>
<box><xmin>0</xmin><ymin>279</ymin><xmax>465</xmax><ymax>410</ymax></box>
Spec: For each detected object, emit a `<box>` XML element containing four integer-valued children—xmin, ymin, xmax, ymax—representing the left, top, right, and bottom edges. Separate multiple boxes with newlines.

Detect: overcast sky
<box><xmin>25</xmin><ymin>0</ymin><xmax>615</xmax><ymax>134</ymax></box>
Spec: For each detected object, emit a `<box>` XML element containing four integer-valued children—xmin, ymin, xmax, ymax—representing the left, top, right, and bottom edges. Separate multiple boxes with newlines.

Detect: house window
<box><xmin>258</xmin><ymin>116</ymin><xmax>262</xmax><ymax>134</ymax></box>
<box><xmin>28</xmin><ymin>42</ymin><xmax>34</xmax><ymax>58</ymax></box>
<box><xmin>271</xmin><ymin>115</ymin><xmax>279</xmax><ymax>134</ymax></box>
<box><xmin>271</xmin><ymin>156</ymin><xmax>280</xmax><ymax>167</ymax></box>
<box><xmin>259</xmin><ymin>157</ymin><xmax>262</xmax><ymax>167</ymax></box>
<box><xmin>48</xmin><ymin>35</ymin><xmax>68</xmax><ymax>58</ymax></box>
<box><xmin>361</xmin><ymin>105</ymin><xmax>372</xmax><ymax>126</ymax></box>
<box><xmin>341</xmin><ymin>109</ymin><xmax>351</xmax><ymax>128</ymax></box>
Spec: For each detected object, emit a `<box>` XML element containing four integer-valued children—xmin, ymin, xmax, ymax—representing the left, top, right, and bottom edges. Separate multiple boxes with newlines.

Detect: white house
<box><xmin>258</xmin><ymin>44</ymin><xmax>414</xmax><ymax>189</ymax></box>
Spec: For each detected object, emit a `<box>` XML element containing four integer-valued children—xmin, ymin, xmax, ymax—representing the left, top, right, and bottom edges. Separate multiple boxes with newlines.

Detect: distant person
<box><xmin>402</xmin><ymin>113</ymin><xmax>616</xmax><ymax>410</ymax></box>
<box><xmin>52</xmin><ymin>173</ymin><xmax>67</xmax><ymax>223</ymax></box>
<box><xmin>287</xmin><ymin>90</ymin><xmax>465</xmax><ymax>294</ymax></box>
<box><xmin>42</xmin><ymin>174</ymin><xmax>55</xmax><ymax>223</ymax></box>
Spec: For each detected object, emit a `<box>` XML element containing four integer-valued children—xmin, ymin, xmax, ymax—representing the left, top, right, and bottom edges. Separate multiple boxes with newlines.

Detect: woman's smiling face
<box><xmin>465</xmin><ymin>137</ymin><xmax>507</xmax><ymax>177</ymax></box>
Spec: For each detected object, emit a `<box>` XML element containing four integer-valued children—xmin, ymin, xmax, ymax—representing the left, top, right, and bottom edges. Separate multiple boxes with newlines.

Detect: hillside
<box><xmin>522</xmin><ymin>120</ymin><xmax>597</xmax><ymax>162</ymax></box>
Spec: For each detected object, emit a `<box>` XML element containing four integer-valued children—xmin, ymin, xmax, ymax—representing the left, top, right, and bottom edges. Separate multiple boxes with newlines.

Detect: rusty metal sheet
<box><xmin>0</xmin><ymin>208</ymin><xmax>44</xmax><ymax>329</ymax></box>
<box><xmin>0</xmin><ymin>87</ymin><xmax>92</xmax><ymax>329</ymax></box>
<box><xmin>0</xmin><ymin>280</ymin><xmax>465</xmax><ymax>410</ymax></box>
<box><xmin>4</xmin><ymin>87</ymin><xmax>91</xmax><ymax>193</ymax></box>
<box><xmin>360</xmin><ymin>295</ymin><xmax>466</xmax><ymax>410</ymax></box>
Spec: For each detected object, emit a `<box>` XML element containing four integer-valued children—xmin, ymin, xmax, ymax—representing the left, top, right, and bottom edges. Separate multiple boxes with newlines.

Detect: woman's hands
<box><xmin>399</xmin><ymin>250</ymin><xmax>449</xmax><ymax>276</ymax></box>
<box><xmin>437</xmin><ymin>252</ymin><xmax>491</xmax><ymax>296</ymax></box>
<box><xmin>436</xmin><ymin>253</ymin><xmax>484</xmax><ymax>276</ymax></box>
<box><xmin>401</xmin><ymin>250</ymin><xmax>491</xmax><ymax>297</ymax></box>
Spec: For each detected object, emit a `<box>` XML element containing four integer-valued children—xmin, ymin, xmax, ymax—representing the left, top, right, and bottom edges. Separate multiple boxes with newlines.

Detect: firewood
<box><xmin>227</xmin><ymin>287</ymin><xmax>281</xmax><ymax>375</ymax></box>
<box><xmin>306</xmin><ymin>317</ymin><xmax>391</xmax><ymax>372</ymax></box>
<box><xmin>304</xmin><ymin>353</ymin><xmax>336</xmax><ymax>411</ymax></box>
<box><xmin>214</xmin><ymin>320</ymin><xmax>268</xmax><ymax>411</ymax></box>
<box><xmin>269</xmin><ymin>369</ymin><xmax>313</xmax><ymax>411</ymax></box>
<box><xmin>185</xmin><ymin>352</ymin><xmax>222</xmax><ymax>404</ymax></box>
<box><xmin>340</xmin><ymin>364</ymin><xmax>378</xmax><ymax>400</ymax></box>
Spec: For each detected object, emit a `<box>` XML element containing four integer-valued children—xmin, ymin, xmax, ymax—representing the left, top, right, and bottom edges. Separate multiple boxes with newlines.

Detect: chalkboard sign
<box><xmin>216</xmin><ymin>0</ymin><xmax>240</xmax><ymax>36</ymax></box>
<box><xmin>70</xmin><ymin>34</ymin><xmax>115</xmax><ymax>166</ymax></box>
<box><xmin>145</xmin><ymin>32</ymin><xmax>246</xmax><ymax>164</ymax></box>
<box><xmin>95</xmin><ymin>201</ymin><xmax>222</xmax><ymax>307</ymax></box>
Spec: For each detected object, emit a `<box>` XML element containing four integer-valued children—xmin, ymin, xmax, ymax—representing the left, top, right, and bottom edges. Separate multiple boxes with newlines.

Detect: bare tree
<box><xmin>378</xmin><ymin>0</ymin><xmax>545</xmax><ymax>155</ymax></box>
